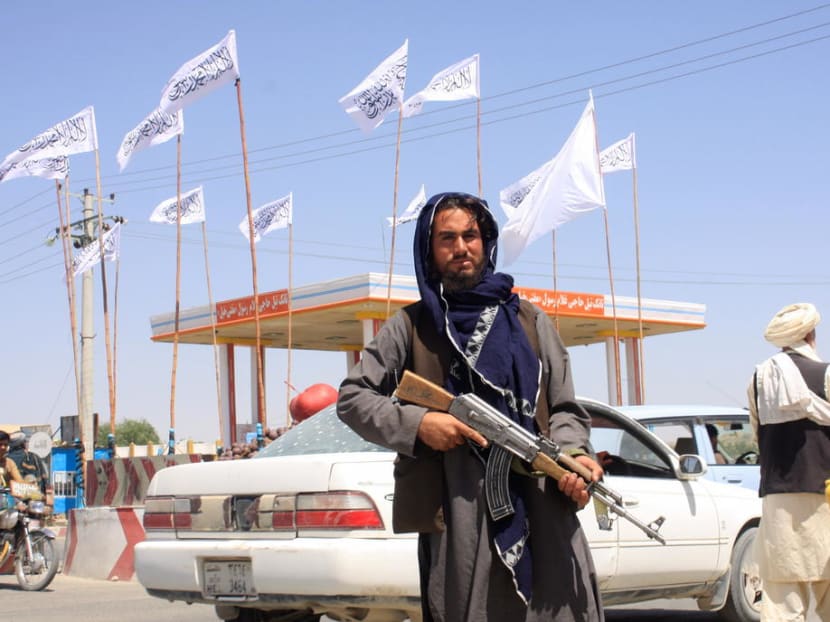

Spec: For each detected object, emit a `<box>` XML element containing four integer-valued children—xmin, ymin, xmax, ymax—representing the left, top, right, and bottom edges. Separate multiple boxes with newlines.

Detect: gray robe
<box><xmin>338</xmin><ymin>307</ymin><xmax>604</xmax><ymax>622</ymax></box>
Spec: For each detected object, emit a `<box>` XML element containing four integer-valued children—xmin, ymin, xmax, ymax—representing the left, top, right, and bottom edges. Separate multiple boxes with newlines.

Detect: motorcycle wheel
<box><xmin>14</xmin><ymin>530</ymin><xmax>59</xmax><ymax>591</ymax></box>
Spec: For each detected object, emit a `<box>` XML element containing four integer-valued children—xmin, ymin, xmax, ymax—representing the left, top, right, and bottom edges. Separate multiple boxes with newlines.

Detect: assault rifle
<box><xmin>394</xmin><ymin>371</ymin><xmax>666</xmax><ymax>545</ymax></box>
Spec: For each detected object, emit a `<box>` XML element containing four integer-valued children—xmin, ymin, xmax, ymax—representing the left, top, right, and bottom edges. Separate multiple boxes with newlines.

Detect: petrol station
<box><xmin>149</xmin><ymin>272</ymin><xmax>706</xmax><ymax>445</ymax></box>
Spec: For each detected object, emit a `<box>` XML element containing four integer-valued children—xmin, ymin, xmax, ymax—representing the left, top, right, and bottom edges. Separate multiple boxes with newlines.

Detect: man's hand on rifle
<box><xmin>417</xmin><ymin>411</ymin><xmax>489</xmax><ymax>452</ymax></box>
<box><xmin>558</xmin><ymin>455</ymin><xmax>604</xmax><ymax>510</ymax></box>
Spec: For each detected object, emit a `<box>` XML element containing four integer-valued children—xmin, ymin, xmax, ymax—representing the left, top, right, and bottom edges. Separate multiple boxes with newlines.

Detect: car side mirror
<box><xmin>676</xmin><ymin>454</ymin><xmax>707</xmax><ymax>479</ymax></box>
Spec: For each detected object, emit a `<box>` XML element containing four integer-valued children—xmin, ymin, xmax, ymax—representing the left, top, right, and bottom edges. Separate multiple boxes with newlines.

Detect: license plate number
<box><xmin>202</xmin><ymin>560</ymin><xmax>256</xmax><ymax>597</ymax></box>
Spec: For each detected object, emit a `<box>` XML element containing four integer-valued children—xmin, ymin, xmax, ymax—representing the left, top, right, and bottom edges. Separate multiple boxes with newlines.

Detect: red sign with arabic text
<box><xmin>513</xmin><ymin>287</ymin><xmax>606</xmax><ymax>316</ymax></box>
<box><xmin>216</xmin><ymin>290</ymin><xmax>289</xmax><ymax>325</ymax></box>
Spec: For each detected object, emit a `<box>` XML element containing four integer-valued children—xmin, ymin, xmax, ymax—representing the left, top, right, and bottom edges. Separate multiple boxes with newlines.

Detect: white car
<box><xmin>135</xmin><ymin>401</ymin><xmax>762</xmax><ymax>622</ymax></box>
<box><xmin>619</xmin><ymin>405</ymin><xmax>760</xmax><ymax>492</ymax></box>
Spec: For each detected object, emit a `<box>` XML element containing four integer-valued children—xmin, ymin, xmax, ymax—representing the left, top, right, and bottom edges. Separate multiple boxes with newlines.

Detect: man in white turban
<box><xmin>748</xmin><ymin>302</ymin><xmax>830</xmax><ymax>621</ymax></box>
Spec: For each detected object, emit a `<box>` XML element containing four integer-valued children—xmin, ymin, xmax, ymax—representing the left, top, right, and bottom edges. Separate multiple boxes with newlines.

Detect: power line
<box><xmin>2</xmin><ymin>5</ymin><xmax>824</xmax><ymax>204</ymax></box>
<box><xmin>1</xmin><ymin>7</ymin><xmax>828</xmax><ymax>286</ymax></box>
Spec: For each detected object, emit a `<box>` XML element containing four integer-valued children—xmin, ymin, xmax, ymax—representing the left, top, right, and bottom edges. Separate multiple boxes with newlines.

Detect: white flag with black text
<box><xmin>71</xmin><ymin>223</ymin><xmax>121</xmax><ymax>279</ymax></box>
<box><xmin>402</xmin><ymin>54</ymin><xmax>480</xmax><ymax>118</ymax></box>
<box><xmin>501</xmin><ymin>95</ymin><xmax>605</xmax><ymax>266</ymax></box>
<box><xmin>339</xmin><ymin>40</ymin><xmax>408</xmax><ymax>133</ymax></box>
<box><xmin>159</xmin><ymin>30</ymin><xmax>240</xmax><ymax>115</ymax></box>
<box><xmin>240</xmin><ymin>193</ymin><xmax>292</xmax><ymax>243</ymax></box>
<box><xmin>117</xmin><ymin>108</ymin><xmax>184</xmax><ymax>172</ymax></box>
<box><xmin>150</xmin><ymin>186</ymin><xmax>205</xmax><ymax>225</ymax></box>
<box><xmin>0</xmin><ymin>156</ymin><xmax>69</xmax><ymax>184</ymax></box>
<box><xmin>1</xmin><ymin>106</ymin><xmax>97</xmax><ymax>169</ymax></box>
<box><xmin>498</xmin><ymin>158</ymin><xmax>556</xmax><ymax>219</ymax></box>
<box><xmin>600</xmin><ymin>133</ymin><xmax>636</xmax><ymax>174</ymax></box>
<box><xmin>387</xmin><ymin>184</ymin><xmax>427</xmax><ymax>227</ymax></box>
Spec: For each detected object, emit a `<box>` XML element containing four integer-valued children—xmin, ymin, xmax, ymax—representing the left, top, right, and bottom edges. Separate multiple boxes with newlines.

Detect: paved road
<box><xmin>0</xmin><ymin>572</ymin><xmax>726</xmax><ymax>621</ymax></box>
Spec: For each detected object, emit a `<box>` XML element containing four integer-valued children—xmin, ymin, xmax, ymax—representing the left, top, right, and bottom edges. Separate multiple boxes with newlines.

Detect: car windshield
<box><xmin>256</xmin><ymin>406</ymin><xmax>391</xmax><ymax>458</ymax></box>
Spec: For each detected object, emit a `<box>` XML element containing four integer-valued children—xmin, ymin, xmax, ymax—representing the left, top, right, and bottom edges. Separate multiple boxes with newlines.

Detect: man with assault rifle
<box><xmin>338</xmin><ymin>192</ymin><xmax>605</xmax><ymax>622</ymax></box>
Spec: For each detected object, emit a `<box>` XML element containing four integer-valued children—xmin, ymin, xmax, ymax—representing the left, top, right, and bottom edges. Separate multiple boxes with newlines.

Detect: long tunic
<box><xmin>338</xmin><ymin>307</ymin><xmax>603</xmax><ymax>622</ymax></box>
<box><xmin>748</xmin><ymin>341</ymin><xmax>830</xmax><ymax>583</ymax></box>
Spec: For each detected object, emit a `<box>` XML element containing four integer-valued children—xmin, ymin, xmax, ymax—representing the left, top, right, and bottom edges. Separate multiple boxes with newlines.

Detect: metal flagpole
<box><xmin>93</xmin><ymin>149</ymin><xmax>117</xmax><ymax>435</ymax></box>
<box><xmin>168</xmin><ymin>135</ymin><xmax>183</xmax><ymax>445</ymax></box>
<box><xmin>200</xmin><ymin>221</ymin><xmax>224</xmax><ymax>447</ymax></box>
<box><xmin>113</xmin><ymin>250</ymin><xmax>120</xmax><ymax>423</ymax></box>
<box><xmin>476</xmin><ymin>98</ymin><xmax>483</xmax><ymax>196</ymax></box>
<box><xmin>286</xmin><ymin>218</ymin><xmax>294</xmax><ymax>427</ymax></box>
<box><xmin>591</xmin><ymin>99</ymin><xmax>623</xmax><ymax>406</ymax></box>
<box><xmin>631</xmin><ymin>138</ymin><xmax>645</xmax><ymax>403</ymax></box>
<box><xmin>385</xmin><ymin>100</ymin><xmax>404</xmax><ymax>319</ymax></box>
<box><xmin>235</xmin><ymin>77</ymin><xmax>267</xmax><ymax>426</ymax></box>
<box><xmin>551</xmin><ymin>232</ymin><xmax>560</xmax><ymax>331</ymax></box>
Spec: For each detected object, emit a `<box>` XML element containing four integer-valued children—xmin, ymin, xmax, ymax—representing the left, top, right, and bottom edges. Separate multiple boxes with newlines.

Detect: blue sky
<box><xmin>2</xmin><ymin>2</ymin><xmax>829</xmax><ymax>443</ymax></box>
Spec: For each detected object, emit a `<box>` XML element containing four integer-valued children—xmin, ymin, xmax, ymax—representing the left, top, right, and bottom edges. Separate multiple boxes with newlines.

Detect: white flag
<box><xmin>498</xmin><ymin>158</ymin><xmax>555</xmax><ymax>219</ymax></box>
<box><xmin>1</xmin><ymin>106</ymin><xmax>97</xmax><ymax>169</ymax></box>
<box><xmin>149</xmin><ymin>186</ymin><xmax>205</xmax><ymax>225</ymax></box>
<box><xmin>600</xmin><ymin>133</ymin><xmax>636</xmax><ymax>174</ymax></box>
<box><xmin>117</xmin><ymin>108</ymin><xmax>184</xmax><ymax>172</ymax></box>
<box><xmin>71</xmin><ymin>223</ymin><xmax>121</xmax><ymax>278</ymax></box>
<box><xmin>387</xmin><ymin>184</ymin><xmax>427</xmax><ymax>227</ymax></box>
<box><xmin>501</xmin><ymin>96</ymin><xmax>606</xmax><ymax>266</ymax></box>
<box><xmin>239</xmin><ymin>193</ymin><xmax>292</xmax><ymax>243</ymax></box>
<box><xmin>402</xmin><ymin>54</ymin><xmax>480</xmax><ymax>118</ymax></box>
<box><xmin>0</xmin><ymin>156</ymin><xmax>69</xmax><ymax>184</ymax></box>
<box><xmin>159</xmin><ymin>30</ymin><xmax>240</xmax><ymax>114</ymax></box>
<box><xmin>339</xmin><ymin>40</ymin><xmax>408</xmax><ymax>133</ymax></box>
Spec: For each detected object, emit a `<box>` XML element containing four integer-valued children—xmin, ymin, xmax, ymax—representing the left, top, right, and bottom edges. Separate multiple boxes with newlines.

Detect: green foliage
<box><xmin>96</xmin><ymin>418</ymin><xmax>161</xmax><ymax>447</ymax></box>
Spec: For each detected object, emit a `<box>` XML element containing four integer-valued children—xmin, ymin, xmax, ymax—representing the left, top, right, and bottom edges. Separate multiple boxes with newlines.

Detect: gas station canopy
<box><xmin>150</xmin><ymin>272</ymin><xmax>705</xmax><ymax>350</ymax></box>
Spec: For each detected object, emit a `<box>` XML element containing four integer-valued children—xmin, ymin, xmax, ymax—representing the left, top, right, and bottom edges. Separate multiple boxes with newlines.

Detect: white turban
<box><xmin>764</xmin><ymin>303</ymin><xmax>821</xmax><ymax>348</ymax></box>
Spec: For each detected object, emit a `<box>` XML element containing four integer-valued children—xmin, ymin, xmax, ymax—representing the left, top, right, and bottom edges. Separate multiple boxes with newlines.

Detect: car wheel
<box><xmin>719</xmin><ymin>526</ymin><xmax>762</xmax><ymax>622</ymax></box>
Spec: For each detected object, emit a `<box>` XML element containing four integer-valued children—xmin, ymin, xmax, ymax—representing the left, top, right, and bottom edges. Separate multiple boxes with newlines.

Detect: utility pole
<box><xmin>80</xmin><ymin>189</ymin><xmax>95</xmax><ymax>456</ymax></box>
<box><xmin>54</xmin><ymin>188</ymin><xmax>120</xmax><ymax>461</ymax></box>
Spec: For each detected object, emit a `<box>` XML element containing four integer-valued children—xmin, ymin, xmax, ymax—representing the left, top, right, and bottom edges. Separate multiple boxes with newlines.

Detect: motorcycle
<box><xmin>0</xmin><ymin>484</ymin><xmax>59</xmax><ymax>591</ymax></box>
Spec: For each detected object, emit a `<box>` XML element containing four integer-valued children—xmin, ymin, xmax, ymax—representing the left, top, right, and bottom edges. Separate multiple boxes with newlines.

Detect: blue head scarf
<box><xmin>413</xmin><ymin>191</ymin><xmax>540</xmax><ymax>602</ymax></box>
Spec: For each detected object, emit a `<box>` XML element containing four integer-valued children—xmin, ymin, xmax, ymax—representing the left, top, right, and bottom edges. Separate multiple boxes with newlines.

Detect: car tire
<box><xmin>719</xmin><ymin>526</ymin><xmax>762</xmax><ymax>622</ymax></box>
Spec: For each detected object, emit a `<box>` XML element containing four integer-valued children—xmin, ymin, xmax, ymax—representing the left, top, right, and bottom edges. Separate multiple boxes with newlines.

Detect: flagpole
<box><xmin>476</xmin><ymin>98</ymin><xmax>482</xmax><ymax>196</ymax></box>
<box><xmin>113</xmin><ymin>254</ymin><xmax>120</xmax><ymax>423</ymax></box>
<box><xmin>632</xmin><ymin>151</ymin><xmax>645</xmax><ymax>403</ymax></box>
<box><xmin>236</xmin><ymin>77</ymin><xmax>267</xmax><ymax>427</ymax></box>
<box><xmin>56</xmin><ymin>179</ymin><xmax>82</xmax><ymax>420</ymax></box>
<box><xmin>286</xmin><ymin>218</ymin><xmax>294</xmax><ymax>427</ymax></box>
<box><xmin>591</xmin><ymin>100</ymin><xmax>623</xmax><ymax>406</ymax></box>
<box><xmin>385</xmin><ymin>101</ymin><xmax>404</xmax><ymax>319</ymax></box>
<box><xmin>93</xmin><ymin>149</ymin><xmax>117</xmax><ymax>433</ymax></box>
<box><xmin>168</xmin><ymin>135</ymin><xmax>183</xmax><ymax>443</ymax></box>
<box><xmin>200</xmin><ymin>221</ymin><xmax>224</xmax><ymax>446</ymax></box>
<box><xmin>551</xmin><ymin>232</ymin><xmax>560</xmax><ymax>331</ymax></box>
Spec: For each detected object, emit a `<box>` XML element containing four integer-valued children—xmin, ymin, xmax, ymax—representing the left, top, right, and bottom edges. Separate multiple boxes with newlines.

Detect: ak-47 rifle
<box><xmin>394</xmin><ymin>370</ymin><xmax>666</xmax><ymax>545</ymax></box>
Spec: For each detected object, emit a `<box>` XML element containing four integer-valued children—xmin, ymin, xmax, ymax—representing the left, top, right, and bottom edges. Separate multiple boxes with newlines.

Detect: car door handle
<box><xmin>622</xmin><ymin>497</ymin><xmax>640</xmax><ymax>508</ymax></box>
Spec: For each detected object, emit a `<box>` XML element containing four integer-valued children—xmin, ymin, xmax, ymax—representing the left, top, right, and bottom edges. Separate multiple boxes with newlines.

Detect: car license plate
<box><xmin>202</xmin><ymin>559</ymin><xmax>256</xmax><ymax>597</ymax></box>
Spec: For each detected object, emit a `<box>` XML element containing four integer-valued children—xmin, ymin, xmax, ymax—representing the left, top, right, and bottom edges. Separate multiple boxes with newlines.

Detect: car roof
<box><xmin>613</xmin><ymin>404</ymin><xmax>749</xmax><ymax>421</ymax></box>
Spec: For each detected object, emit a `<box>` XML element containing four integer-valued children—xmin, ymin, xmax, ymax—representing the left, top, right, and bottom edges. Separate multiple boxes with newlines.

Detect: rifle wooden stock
<box><xmin>395</xmin><ymin>371</ymin><xmax>455</xmax><ymax>412</ymax></box>
<box><xmin>395</xmin><ymin>370</ymin><xmax>593</xmax><ymax>484</ymax></box>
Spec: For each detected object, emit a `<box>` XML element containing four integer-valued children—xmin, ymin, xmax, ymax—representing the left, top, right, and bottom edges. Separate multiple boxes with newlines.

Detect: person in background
<box><xmin>0</xmin><ymin>431</ymin><xmax>23</xmax><ymax>488</ymax></box>
<box><xmin>338</xmin><ymin>192</ymin><xmax>604</xmax><ymax>622</ymax></box>
<box><xmin>705</xmin><ymin>424</ymin><xmax>727</xmax><ymax>464</ymax></box>
<box><xmin>8</xmin><ymin>432</ymin><xmax>49</xmax><ymax>494</ymax></box>
<box><xmin>748</xmin><ymin>302</ymin><xmax>830</xmax><ymax>621</ymax></box>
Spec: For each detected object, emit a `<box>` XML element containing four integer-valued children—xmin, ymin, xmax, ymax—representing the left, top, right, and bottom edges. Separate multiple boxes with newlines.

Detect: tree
<box><xmin>96</xmin><ymin>418</ymin><xmax>161</xmax><ymax>447</ymax></box>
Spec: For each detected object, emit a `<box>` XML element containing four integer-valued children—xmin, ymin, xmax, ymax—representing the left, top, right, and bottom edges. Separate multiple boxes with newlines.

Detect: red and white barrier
<box><xmin>87</xmin><ymin>455</ymin><xmax>204</xmax><ymax>507</ymax></box>
<box><xmin>63</xmin><ymin>507</ymin><xmax>145</xmax><ymax>581</ymax></box>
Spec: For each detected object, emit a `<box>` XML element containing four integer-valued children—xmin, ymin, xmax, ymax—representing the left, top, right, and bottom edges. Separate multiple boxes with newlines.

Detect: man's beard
<box><xmin>440</xmin><ymin>261</ymin><xmax>485</xmax><ymax>293</ymax></box>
